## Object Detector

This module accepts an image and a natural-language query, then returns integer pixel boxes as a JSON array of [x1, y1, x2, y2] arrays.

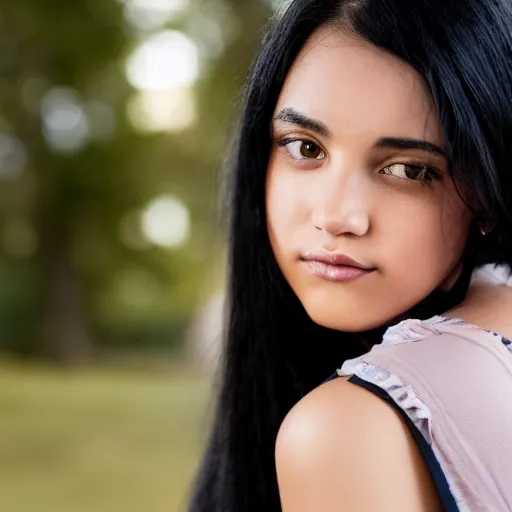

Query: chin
[[306, 308, 383, 333]]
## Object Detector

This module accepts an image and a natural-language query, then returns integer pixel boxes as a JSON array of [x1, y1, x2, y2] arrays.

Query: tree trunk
[[39, 228, 91, 364]]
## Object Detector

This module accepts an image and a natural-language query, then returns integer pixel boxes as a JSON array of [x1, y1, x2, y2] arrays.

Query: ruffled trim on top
[[336, 345, 473, 510], [380, 315, 485, 345], [337, 359, 433, 443], [338, 307, 512, 442], [381, 317, 444, 346]]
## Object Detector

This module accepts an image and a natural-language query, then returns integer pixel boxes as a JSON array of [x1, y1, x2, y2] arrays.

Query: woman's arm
[[275, 377, 444, 512]]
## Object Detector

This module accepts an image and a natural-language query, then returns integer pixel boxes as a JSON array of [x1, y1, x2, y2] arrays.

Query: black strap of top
[[347, 374, 459, 512]]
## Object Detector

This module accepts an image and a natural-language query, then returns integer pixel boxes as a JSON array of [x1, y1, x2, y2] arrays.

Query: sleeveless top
[[331, 264, 512, 512]]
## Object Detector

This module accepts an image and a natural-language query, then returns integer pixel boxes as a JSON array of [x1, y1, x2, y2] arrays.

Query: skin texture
[[266, 26, 481, 511], [276, 376, 444, 512], [266, 27, 474, 333], [445, 282, 512, 340]]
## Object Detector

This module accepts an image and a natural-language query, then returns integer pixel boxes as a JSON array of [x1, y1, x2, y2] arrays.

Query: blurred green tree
[[0, 0, 272, 362]]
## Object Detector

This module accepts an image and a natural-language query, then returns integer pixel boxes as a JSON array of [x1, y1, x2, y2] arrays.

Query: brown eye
[[300, 141, 323, 159], [284, 140, 326, 160], [404, 166, 425, 180], [380, 163, 438, 183]]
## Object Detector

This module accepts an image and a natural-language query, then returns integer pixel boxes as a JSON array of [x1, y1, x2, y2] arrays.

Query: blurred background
[[0, 0, 279, 510]]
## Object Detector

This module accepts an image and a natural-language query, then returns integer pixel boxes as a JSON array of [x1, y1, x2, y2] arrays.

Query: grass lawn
[[0, 361, 212, 512]]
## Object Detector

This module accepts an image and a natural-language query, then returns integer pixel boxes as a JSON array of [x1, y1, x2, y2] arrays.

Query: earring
[[478, 222, 492, 236]]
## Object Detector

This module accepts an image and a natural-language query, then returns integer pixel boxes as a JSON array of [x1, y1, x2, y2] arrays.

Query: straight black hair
[[189, 1, 512, 511]]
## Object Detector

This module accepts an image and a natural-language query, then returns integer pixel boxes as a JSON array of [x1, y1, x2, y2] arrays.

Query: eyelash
[[277, 137, 441, 184]]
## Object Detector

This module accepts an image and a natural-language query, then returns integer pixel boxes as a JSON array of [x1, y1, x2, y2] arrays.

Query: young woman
[[189, 0, 512, 510]]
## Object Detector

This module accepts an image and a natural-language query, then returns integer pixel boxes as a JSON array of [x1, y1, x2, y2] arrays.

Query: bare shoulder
[[275, 376, 443, 512]]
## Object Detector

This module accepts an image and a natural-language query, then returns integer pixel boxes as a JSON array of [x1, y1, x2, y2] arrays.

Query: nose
[[311, 170, 371, 237]]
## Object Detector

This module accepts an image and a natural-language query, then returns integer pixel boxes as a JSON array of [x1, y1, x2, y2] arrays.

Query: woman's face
[[266, 26, 474, 332]]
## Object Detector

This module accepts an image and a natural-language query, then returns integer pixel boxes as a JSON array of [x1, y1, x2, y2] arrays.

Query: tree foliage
[[0, 0, 272, 362]]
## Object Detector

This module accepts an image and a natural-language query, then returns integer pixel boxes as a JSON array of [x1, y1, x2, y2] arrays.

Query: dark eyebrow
[[273, 108, 331, 137], [273, 109, 446, 158], [375, 137, 447, 158]]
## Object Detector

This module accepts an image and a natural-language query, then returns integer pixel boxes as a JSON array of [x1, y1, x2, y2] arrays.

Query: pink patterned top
[[336, 264, 512, 512]]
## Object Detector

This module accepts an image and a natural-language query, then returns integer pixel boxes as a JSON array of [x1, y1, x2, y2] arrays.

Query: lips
[[302, 250, 374, 270], [301, 250, 376, 282]]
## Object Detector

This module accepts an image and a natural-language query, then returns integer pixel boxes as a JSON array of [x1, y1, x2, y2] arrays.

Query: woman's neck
[[444, 280, 512, 338]]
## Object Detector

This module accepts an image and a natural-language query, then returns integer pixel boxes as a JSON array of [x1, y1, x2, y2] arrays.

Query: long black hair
[[188, 1, 512, 511]]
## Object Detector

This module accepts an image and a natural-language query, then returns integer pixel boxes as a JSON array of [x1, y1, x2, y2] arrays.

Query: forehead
[[276, 26, 442, 144]]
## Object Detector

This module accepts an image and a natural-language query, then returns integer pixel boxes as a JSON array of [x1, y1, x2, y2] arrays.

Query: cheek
[[266, 163, 310, 255], [430, 193, 472, 256], [381, 188, 472, 280]]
